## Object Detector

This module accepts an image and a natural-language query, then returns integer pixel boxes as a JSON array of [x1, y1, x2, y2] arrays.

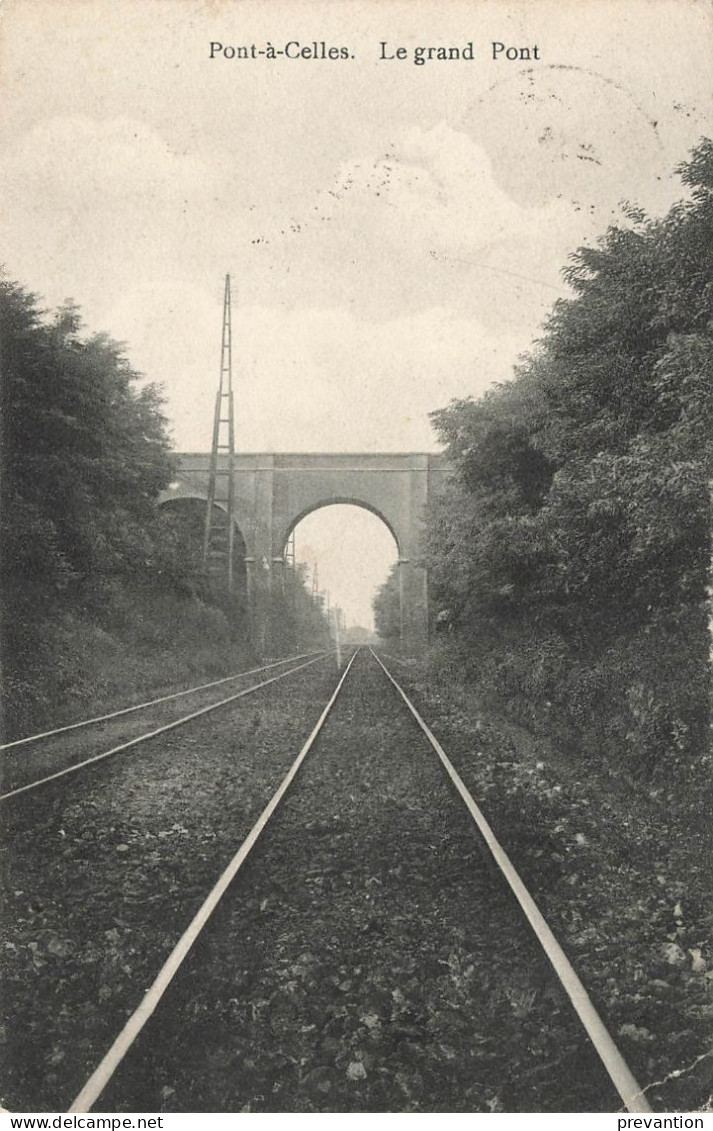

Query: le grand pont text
[[208, 40, 541, 64]]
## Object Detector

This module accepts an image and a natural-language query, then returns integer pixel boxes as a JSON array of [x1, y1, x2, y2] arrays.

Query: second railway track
[[0, 651, 330, 800], [2, 649, 651, 1113]]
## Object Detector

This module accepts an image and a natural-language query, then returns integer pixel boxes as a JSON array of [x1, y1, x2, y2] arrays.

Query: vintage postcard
[[1, 0, 711, 1119]]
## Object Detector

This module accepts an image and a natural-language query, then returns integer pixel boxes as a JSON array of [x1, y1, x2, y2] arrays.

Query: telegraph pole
[[285, 530, 295, 568]]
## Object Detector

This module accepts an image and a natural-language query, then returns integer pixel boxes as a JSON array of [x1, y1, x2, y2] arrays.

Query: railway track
[[0, 651, 330, 800], [1, 648, 652, 1113]]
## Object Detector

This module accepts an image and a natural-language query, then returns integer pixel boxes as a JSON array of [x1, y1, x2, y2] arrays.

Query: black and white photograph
[[0, 0, 711, 1117]]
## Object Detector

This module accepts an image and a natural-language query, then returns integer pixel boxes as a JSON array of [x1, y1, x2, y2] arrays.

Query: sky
[[1, 0, 711, 627]]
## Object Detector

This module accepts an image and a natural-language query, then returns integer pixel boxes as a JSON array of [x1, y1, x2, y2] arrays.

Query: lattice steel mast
[[284, 530, 295, 568], [203, 274, 236, 593]]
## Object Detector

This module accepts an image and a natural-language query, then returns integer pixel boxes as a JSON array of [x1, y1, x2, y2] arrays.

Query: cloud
[[227, 121, 575, 334], [3, 115, 221, 207], [0, 115, 233, 324], [102, 290, 527, 453], [457, 65, 703, 217]]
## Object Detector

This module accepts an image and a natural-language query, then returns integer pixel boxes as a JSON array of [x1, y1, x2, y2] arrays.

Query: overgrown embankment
[[373, 145, 713, 1110], [2, 581, 257, 740], [0, 280, 259, 739], [417, 141, 712, 794]]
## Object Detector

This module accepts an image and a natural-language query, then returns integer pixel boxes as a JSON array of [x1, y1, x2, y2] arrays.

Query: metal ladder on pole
[[284, 530, 295, 569], [203, 274, 236, 594]]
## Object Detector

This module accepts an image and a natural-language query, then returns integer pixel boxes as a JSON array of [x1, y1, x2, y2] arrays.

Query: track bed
[[0, 658, 341, 1110], [94, 651, 619, 1112]]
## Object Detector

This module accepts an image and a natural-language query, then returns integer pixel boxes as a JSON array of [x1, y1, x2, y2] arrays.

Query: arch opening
[[279, 496, 401, 560], [157, 496, 248, 600], [283, 502, 399, 639]]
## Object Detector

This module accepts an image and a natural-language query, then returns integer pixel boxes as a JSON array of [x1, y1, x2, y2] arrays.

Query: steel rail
[[370, 648, 652, 1115], [69, 649, 359, 1113], [0, 653, 331, 804], [0, 651, 327, 753]]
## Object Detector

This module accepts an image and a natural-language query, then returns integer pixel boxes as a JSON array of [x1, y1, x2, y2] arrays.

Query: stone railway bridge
[[159, 452, 450, 652]]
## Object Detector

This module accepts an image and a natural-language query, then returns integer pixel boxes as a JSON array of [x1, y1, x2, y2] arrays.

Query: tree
[[425, 139, 713, 778], [1, 281, 177, 611], [0, 279, 192, 733], [373, 564, 401, 646]]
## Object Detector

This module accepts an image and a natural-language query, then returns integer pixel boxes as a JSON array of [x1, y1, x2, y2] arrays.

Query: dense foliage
[[0, 282, 186, 731], [1, 284, 177, 603], [0, 282, 329, 735], [373, 563, 401, 646], [256, 561, 334, 655], [424, 141, 712, 785]]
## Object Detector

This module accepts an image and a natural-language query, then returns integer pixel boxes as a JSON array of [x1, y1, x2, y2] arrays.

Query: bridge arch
[[167, 452, 450, 652], [157, 485, 252, 544], [156, 491, 249, 599], [277, 497, 401, 560]]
